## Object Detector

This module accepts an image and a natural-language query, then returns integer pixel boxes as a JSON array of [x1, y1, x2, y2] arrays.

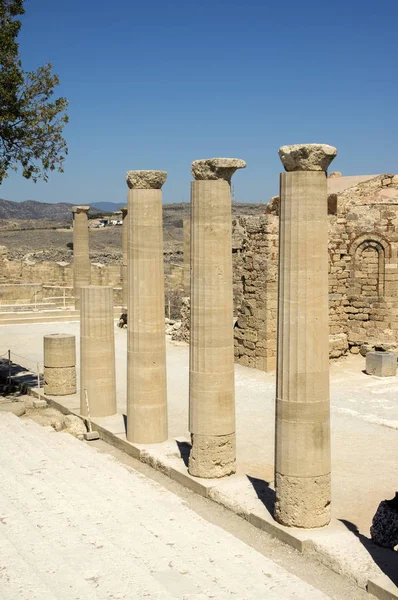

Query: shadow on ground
[[176, 440, 191, 468], [247, 475, 275, 515], [0, 359, 41, 390], [340, 519, 398, 587]]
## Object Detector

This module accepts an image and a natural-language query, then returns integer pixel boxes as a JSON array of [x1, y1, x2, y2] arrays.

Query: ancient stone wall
[[0, 250, 123, 308], [233, 174, 398, 370], [232, 215, 278, 370]]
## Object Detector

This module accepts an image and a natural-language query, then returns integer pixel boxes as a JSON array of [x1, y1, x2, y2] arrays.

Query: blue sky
[[1, 0, 397, 205]]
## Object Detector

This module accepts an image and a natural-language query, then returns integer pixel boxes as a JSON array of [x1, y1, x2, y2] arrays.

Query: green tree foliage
[[0, 0, 68, 183]]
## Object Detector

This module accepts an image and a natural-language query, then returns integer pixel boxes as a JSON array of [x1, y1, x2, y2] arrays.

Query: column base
[[44, 366, 76, 396], [274, 473, 331, 528], [188, 433, 236, 479]]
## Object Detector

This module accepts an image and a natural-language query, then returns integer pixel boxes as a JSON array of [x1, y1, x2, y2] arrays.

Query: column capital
[[72, 205, 90, 214], [191, 158, 246, 182], [278, 144, 337, 172], [126, 170, 167, 189], [120, 206, 128, 217]]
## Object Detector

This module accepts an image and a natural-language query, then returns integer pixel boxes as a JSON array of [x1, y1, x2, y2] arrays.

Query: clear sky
[[1, 0, 397, 205]]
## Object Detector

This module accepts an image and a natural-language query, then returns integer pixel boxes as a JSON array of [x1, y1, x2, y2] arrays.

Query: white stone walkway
[[0, 413, 331, 600]]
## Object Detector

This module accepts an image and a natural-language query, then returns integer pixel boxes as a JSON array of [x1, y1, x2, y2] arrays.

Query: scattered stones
[[63, 414, 87, 440], [171, 297, 190, 343], [25, 407, 65, 431]]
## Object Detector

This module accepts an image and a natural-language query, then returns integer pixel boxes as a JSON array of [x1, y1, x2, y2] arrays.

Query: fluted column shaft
[[121, 206, 128, 309], [188, 158, 245, 478], [275, 143, 337, 528], [80, 285, 116, 417], [126, 171, 168, 443], [72, 206, 91, 305], [183, 217, 190, 295]]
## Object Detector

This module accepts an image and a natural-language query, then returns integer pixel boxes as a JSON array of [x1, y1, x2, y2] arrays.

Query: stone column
[[183, 217, 190, 295], [274, 143, 337, 528], [189, 158, 246, 478], [126, 171, 168, 443], [80, 285, 117, 417], [72, 205, 91, 306], [43, 334, 76, 395], [121, 206, 128, 310]]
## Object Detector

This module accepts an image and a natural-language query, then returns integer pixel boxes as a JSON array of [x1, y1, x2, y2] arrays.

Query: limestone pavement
[[0, 411, 333, 600]]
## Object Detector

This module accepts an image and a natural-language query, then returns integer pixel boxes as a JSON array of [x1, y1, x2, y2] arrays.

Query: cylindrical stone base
[[80, 285, 117, 417], [188, 178, 236, 478], [274, 473, 331, 528], [43, 333, 76, 396], [44, 366, 76, 396], [188, 433, 235, 479]]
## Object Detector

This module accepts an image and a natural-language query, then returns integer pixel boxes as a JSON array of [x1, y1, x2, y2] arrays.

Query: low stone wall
[[0, 252, 121, 288]]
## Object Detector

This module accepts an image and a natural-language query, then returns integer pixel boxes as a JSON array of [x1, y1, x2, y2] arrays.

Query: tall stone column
[[189, 158, 246, 478], [274, 143, 337, 528], [72, 205, 91, 306], [183, 217, 190, 295], [80, 285, 117, 417], [126, 171, 168, 443], [120, 206, 128, 310]]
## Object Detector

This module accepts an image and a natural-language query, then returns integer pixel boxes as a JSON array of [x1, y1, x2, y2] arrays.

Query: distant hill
[[91, 202, 124, 213], [0, 199, 102, 220], [0, 198, 266, 222]]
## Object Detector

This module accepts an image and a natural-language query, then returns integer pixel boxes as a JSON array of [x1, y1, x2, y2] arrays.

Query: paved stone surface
[[1, 322, 397, 533], [0, 412, 332, 599]]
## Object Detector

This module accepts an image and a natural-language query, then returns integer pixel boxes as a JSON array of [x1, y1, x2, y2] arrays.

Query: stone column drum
[[183, 216, 191, 295], [121, 206, 128, 310], [43, 334, 76, 395], [189, 158, 246, 478], [80, 285, 117, 417], [126, 171, 168, 443], [72, 205, 91, 305], [275, 143, 337, 528]]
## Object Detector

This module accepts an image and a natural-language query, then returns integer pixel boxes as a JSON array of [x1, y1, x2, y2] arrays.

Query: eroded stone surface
[[191, 158, 246, 182], [126, 170, 167, 189], [63, 414, 87, 440], [274, 473, 331, 528], [44, 366, 76, 396], [188, 433, 236, 478], [278, 144, 337, 172]]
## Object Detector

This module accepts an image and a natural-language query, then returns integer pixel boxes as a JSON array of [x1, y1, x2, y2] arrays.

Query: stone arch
[[349, 233, 391, 298]]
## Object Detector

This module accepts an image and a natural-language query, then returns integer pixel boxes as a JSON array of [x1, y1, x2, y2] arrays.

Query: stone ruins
[[1, 146, 398, 534], [232, 172, 398, 371]]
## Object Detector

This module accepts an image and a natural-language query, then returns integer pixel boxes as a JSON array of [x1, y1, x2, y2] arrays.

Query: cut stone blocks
[[366, 351, 397, 377]]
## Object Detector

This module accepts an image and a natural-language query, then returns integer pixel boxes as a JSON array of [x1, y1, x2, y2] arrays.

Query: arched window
[[349, 234, 391, 298]]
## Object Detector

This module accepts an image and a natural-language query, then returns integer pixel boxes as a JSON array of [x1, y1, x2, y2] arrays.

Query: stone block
[[84, 431, 100, 441], [366, 352, 397, 377], [33, 399, 47, 409]]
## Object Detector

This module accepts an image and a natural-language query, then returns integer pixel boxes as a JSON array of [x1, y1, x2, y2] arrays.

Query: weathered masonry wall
[[233, 174, 398, 370], [0, 251, 123, 307]]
